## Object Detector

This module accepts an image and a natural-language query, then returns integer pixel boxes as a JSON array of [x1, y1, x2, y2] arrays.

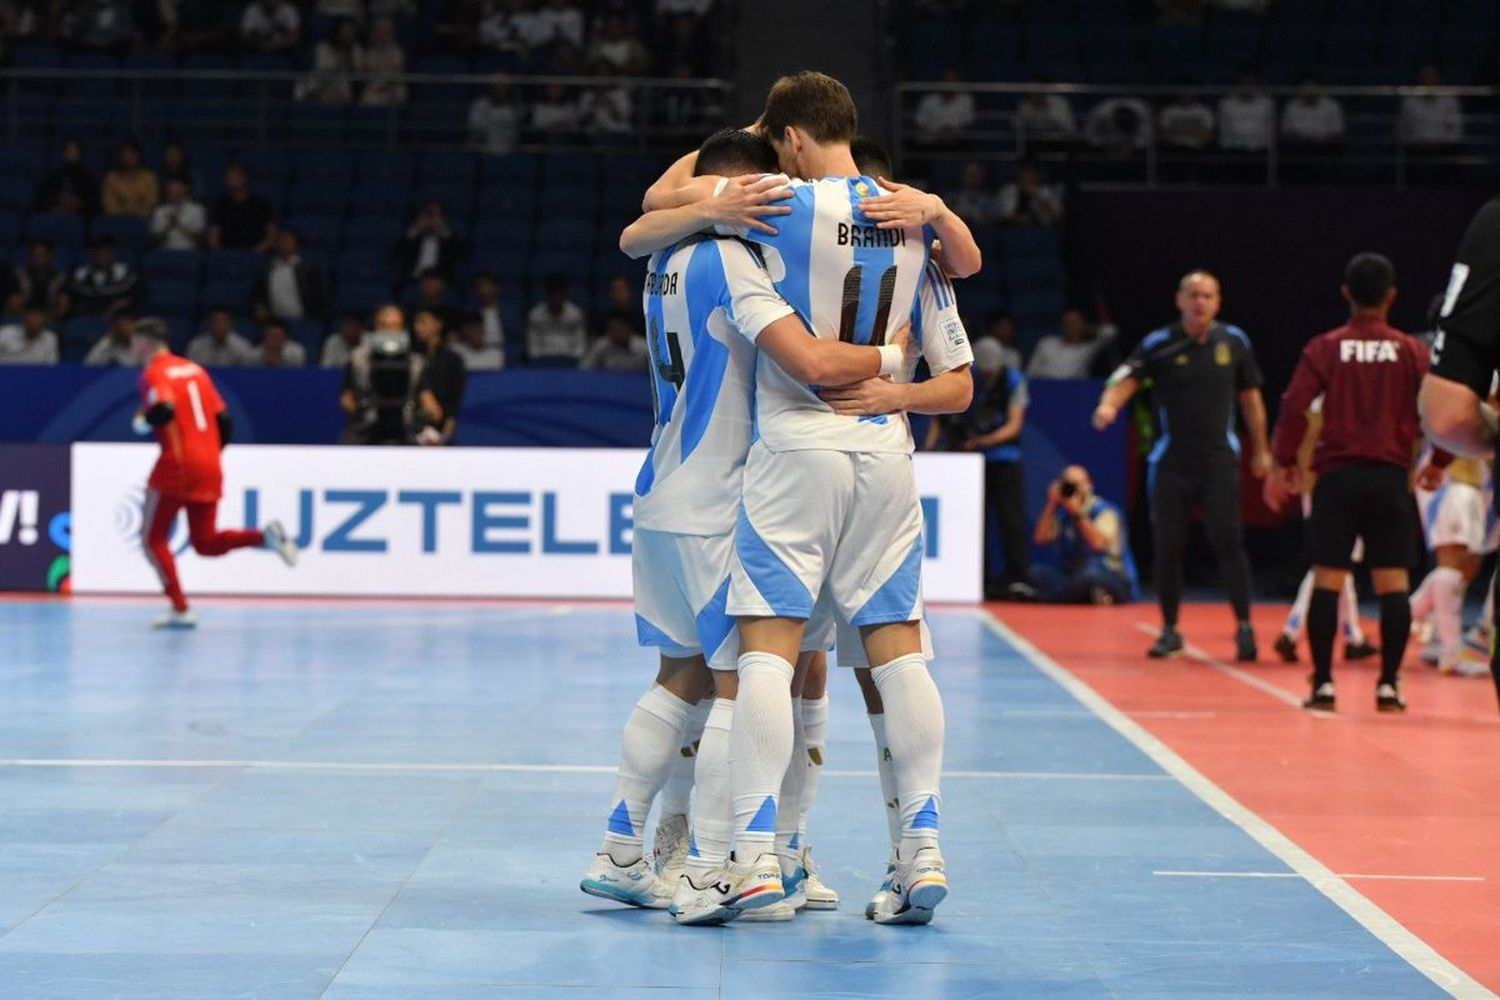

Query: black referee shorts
[[1308, 463, 1418, 570]]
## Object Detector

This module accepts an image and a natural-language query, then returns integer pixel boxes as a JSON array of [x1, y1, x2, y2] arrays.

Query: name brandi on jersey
[[1338, 340, 1401, 363], [838, 223, 907, 248]]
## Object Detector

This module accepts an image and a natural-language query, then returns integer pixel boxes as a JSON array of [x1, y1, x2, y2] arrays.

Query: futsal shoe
[[779, 858, 808, 911], [1234, 623, 1258, 662], [670, 854, 784, 926], [263, 519, 299, 567], [800, 845, 839, 910], [1274, 632, 1299, 664], [1375, 682, 1407, 712], [871, 846, 948, 925], [865, 850, 898, 920], [652, 813, 689, 887], [580, 853, 672, 909], [1147, 628, 1184, 659], [1344, 640, 1378, 661], [739, 899, 797, 922], [1302, 681, 1336, 712], [1463, 623, 1493, 655], [151, 609, 198, 629]]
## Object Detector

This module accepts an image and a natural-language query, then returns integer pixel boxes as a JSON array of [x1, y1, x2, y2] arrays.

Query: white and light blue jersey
[[733, 174, 935, 454], [907, 259, 973, 380], [633, 235, 793, 536]]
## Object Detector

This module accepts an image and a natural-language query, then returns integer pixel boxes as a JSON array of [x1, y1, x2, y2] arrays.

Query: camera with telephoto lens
[[1059, 480, 1078, 499]]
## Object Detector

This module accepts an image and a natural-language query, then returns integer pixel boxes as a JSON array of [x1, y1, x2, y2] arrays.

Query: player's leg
[[1469, 569, 1497, 655], [183, 500, 265, 556], [1277, 569, 1315, 662], [1340, 547, 1376, 658], [1303, 471, 1360, 709], [1199, 466, 1256, 660], [1426, 545, 1474, 673], [1350, 466, 1416, 709], [1148, 464, 1190, 655], [656, 676, 713, 881], [141, 490, 193, 626], [795, 651, 833, 908], [1370, 565, 1413, 708], [672, 667, 740, 923]]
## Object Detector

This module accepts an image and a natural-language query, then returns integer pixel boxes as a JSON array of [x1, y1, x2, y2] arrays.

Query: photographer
[[1032, 465, 1138, 605], [339, 304, 426, 445]]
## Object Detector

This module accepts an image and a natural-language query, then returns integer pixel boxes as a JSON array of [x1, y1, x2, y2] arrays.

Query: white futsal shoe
[[865, 849, 898, 919], [670, 853, 784, 926], [151, 609, 197, 629], [739, 899, 797, 922], [652, 813, 690, 887], [263, 519, 298, 567], [871, 846, 948, 926], [579, 853, 672, 909], [800, 844, 838, 910]]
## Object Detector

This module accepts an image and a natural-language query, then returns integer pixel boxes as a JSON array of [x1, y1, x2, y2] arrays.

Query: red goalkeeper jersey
[[139, 352, 227, 502]]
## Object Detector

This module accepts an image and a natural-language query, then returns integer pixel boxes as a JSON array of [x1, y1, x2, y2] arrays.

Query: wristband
[[878, 343, 905, 378]]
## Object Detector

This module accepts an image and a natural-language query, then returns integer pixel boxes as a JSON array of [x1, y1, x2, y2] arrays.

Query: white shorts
[[728, 443, 925, 629], [632, 528, 737, 670], [1418, 481, 1493, 554], [805, 588, 936, 668]]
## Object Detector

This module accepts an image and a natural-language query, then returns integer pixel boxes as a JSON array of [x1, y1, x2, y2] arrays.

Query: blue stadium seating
[[90, 215, 150, 261], [25, 215, 85, 256], [142, 250, 203, 283], [144, 278, 198, 319]]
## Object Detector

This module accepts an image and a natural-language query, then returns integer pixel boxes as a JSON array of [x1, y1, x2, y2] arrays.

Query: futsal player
[[1410, 448, 1493, 677], [1265, 253, 1427, 712], [1094, 272, 1271, 662], [132, 317, 297, 627]]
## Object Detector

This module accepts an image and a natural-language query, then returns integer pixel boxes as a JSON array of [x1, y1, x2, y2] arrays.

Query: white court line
[[983, 610, 1495, 1000], [1130, 621, 1312, 712], [1155, 870, 1486, 883]]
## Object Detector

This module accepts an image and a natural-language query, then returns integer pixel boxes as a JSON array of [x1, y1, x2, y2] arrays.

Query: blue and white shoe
[[263, 519, 298, 567], [670, 854, 784, 926], [580, 853, 672, 909], [871, 846, 948, 926], [652, 813, 690, 888], [800, 845, 838, 910], [865, 850, 897, 920], [151, 609, 198, 629]]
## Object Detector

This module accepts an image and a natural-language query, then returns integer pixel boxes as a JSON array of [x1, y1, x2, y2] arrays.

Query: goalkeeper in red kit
[[131, 317, 298, 628]]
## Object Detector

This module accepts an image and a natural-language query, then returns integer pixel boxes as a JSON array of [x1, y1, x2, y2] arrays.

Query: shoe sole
[[579, 880, 668, 910], [1147, 649, 1184, 659], [1376, 702, 1407, 713], [873, 877, 947, 925], [739, 903, 796, 922], [802, 897, 839, 910], [673, 903, 738, 926], [1303, 701, 1335, 712], [732, 879, 785, 912]]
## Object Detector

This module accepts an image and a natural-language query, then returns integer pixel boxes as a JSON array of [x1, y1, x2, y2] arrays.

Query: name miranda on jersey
[[644, 271, 679, 296], [838, 223, 906, 248]]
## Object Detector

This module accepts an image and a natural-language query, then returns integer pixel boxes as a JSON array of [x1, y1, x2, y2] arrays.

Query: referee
[[1421, 196, 1500, 709], [1093, 271, 1271, 661], [1266, 253, 1427, 712]]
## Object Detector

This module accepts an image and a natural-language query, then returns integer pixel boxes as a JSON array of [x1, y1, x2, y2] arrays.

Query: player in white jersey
[[1410, 446, 1496, 676], [583, 129, 917, 920]]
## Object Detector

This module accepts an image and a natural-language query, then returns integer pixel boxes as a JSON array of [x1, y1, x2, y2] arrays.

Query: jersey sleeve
[[1008, 369, 1030, 410], [717, 238, 794, 343], [1272, 341, 1326, 467], [200, 371, 226, 415], [1116, 332, 1163, 384], [1431, 197, 1500, 397], [140, 365, 174, 407], [914, 260, 973, 376]]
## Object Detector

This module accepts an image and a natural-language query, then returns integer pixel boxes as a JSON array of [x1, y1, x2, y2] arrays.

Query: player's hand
[[1415, 462, 1445, 491], [1249, 449, 1273, 480], [862, 178, 943, 230], [819, 377, 906, 416], [1046, 480, 1063, 506], [708, 174, 791, 235], [1091, 403, 1118, 430], [1262, 466, 1298, 512]]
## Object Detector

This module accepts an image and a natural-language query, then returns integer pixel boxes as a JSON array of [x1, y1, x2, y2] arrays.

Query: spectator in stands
[[581, 81, 633, 135], [945, 161, 1000, 226], [9, 241, 68, 318], [83, 312, 139, 366], [1085, 97, 1152, 154], [317, 0, 365, 21], [432, 0, 483, 53], [240, 0, 300, 53], [453, 313, 505, 370], [150, 178, 208, 250], [1217, 69, 1274, 152], [1032, 464, 1137, 605], [68, 237, 139, 317], [32, 138, 100, 218], [370, 0, 417, 17], [254, 227, 329, 324], [254, 320, 307, 367], [533, 0, 584, 49], [360, 16, 408, 105], [102, 139, 160, 217], [914, 67, 976, 146], [656, 11, 708, 76], [1400, 63, 1463, 149], [209, 164, 276, 252], [413, 307, 467, 445], [599, 273, 643, 335], [188, 306, 258, 367], [1027, 308, 1109, 380], [476, 0, 528, 55], [471, 271, 506, 348], [60, 0, 135, 52], [404, 268, 459, 316], [0, 2, 41, 58], [1017, 83, 1077, 150], [1280, 76, 1345, 148], [527, 273, 587, 364], [0, 306, 59, 365], [398, 202, 463, 282], [580, 312, 648, 371], [468, 75, 522, 154], [998, 158, 1063, 228], [162, 0, 236, 52], [980, 312, 1024, 372], [321, 310, 367, 367], [661, 60, 709, 135], [587, 10, 650, 74], [656, 0, 713, 14], [157, 140, 195, 190], [531, 81, 582, 139], [1157, 93, 1216, 151], [301, 18, 363, 105], [1155, 0, 1204, 24]]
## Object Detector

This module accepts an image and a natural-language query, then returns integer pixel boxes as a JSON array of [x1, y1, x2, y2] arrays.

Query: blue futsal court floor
[[0, 599, 1472, 998]]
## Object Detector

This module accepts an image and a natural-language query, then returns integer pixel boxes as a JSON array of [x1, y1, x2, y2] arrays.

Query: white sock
[[600, 684, 695, 863], [1340, 575, 1366, 645], [729, 651, 795, 861], [1284, 570, 1314, 639], [774, 697, 807, 874], [798, 694, 829, 841], [1411, 570, 1437, 622], [870, 653, 945, 859], [659, 698, 710, 819], [1432, 566, 1466, 665], [867, 712, 900, 851], [686, 698, 734, 877]]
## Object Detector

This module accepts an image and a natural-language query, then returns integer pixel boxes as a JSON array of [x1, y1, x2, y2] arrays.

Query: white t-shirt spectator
[[150, 199, 208, 250], [581, 87, 633, 134], [526, 301, 587, 361], [1084, 97, 1153, 150], [532, 93, 581, 132], [83, 334, 139, 366], [1281, 96, 1345, 144], [1017, 93, 1077, 141], [255, 339, 307, 367], [1026, 335, 1098, 380], [914, 90, 976, 140], [188, 331, 259, 367], [657, 0, 713, 14], [580, 334, 649, 372], [1400, 93, 1463, 146], [453, 341, 505, 370], [321, 334, 365, 368], [1217, 92, 1274, 151], [1158, 99, 1215, 150], [241, 1, 300, 45], [0, 323, 58, 364], [532, 2, 584, 49]]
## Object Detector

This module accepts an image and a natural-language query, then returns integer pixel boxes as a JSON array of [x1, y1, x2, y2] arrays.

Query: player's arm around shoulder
[[619, 175, 793, 259]]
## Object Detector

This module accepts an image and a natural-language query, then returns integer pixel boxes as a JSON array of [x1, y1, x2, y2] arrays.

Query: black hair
[[135, 317, 170, 342], [1344, 252, 1396, 308], [694, 128, 778, 177], [850, 135, 893, 179]]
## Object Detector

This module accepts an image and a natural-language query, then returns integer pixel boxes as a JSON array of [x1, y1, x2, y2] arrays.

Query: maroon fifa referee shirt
[[1272, 314, 1429, 474]]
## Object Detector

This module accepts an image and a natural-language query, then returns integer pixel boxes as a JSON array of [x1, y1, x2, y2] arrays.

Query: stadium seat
[[343, 215, 405, 250], [336, 249, 392, 286], [286, 318, 325, 357], [181, 53, 237, 100], [420, 152, 478, 184], [1147, 24, 1203, 84], [356, 152, 416, 185], [416, 181, 475, 218], [11, 42, 61, 94], [907, 17, 963, 79], [294, 150, 356, 186], [349, 179, 412, 216], [534, 218, 596, 253], [200, 278, 255, 314], [480, 154, 539, 187], [25, 215, 85, 256], [62, 52, 119, 99], [142, 250, 204, 283], [0, 145, 45, 178], [285, 215, 343, 254], [536, 154, 598, 186], [206, 249, 264, 282], [0, 211, 20, 249], [539, 183, 599, 216], [0, 176, 30, 213], [144, 278, 198, 318], [286, 180, 351, 217], [335, 280, 391, 316], [965, 19, 1024, 82], [61, 314, 108, 356], [122, 50, 177, 98], [90, 215, 151, 261]]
